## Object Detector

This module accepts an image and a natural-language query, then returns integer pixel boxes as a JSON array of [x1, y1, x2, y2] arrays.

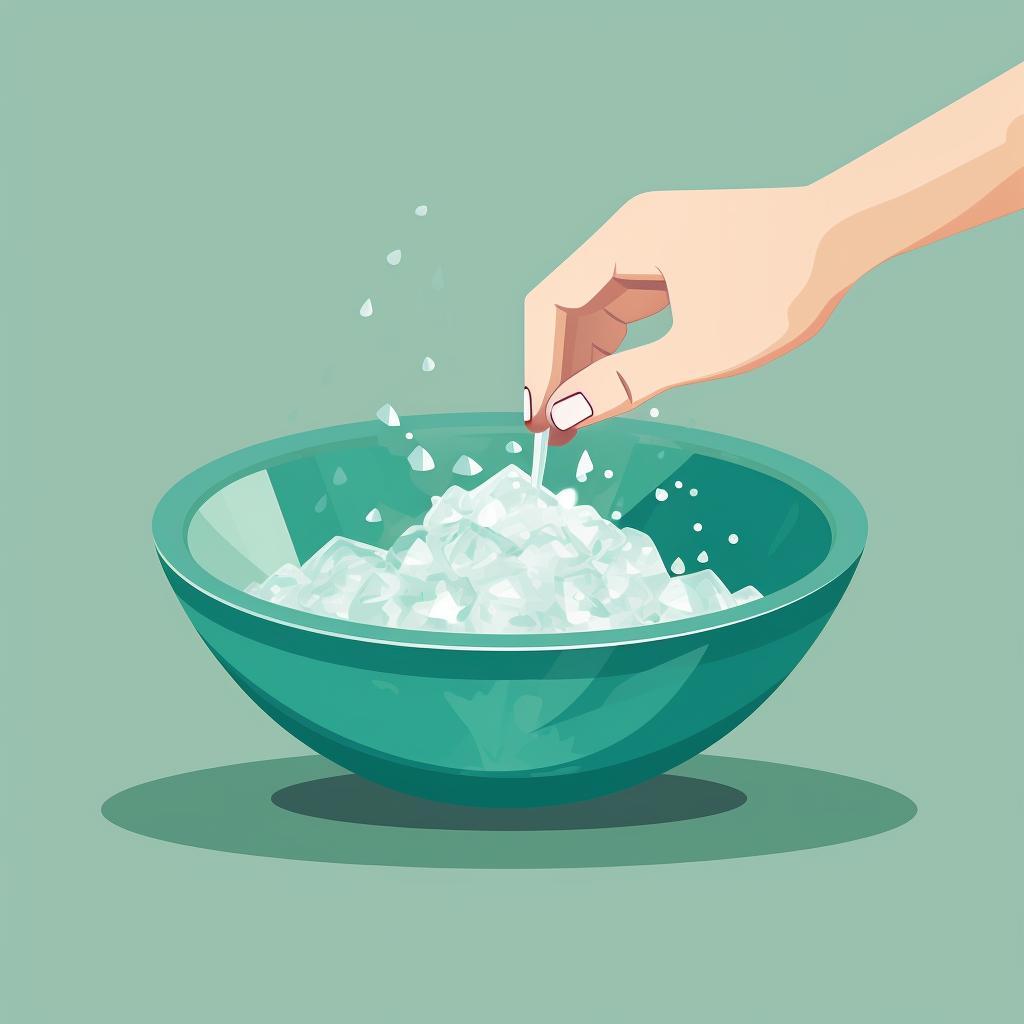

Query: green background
[[4, 1, 1021, 1020]]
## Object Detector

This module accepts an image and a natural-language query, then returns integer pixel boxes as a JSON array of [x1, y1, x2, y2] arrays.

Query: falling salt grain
[[506, 441, 523, 454], [359, 298, 373, 318], [603, 469, 614, 479], [655, 488, 668, 502], [576, 450, 594, 483], [408, 445, 435, 472], [376, 403, 400, 427], [697, 550, 709, 564], [314, 495, 328, 514], [674, 481, 683, 489], [386, 249, 402, 266], [453, 455, 483, 477], [611, 510, 622, 520], [689, 488, 699, 497], [405, 431, 414, 440], [671, 557, 685, 574], [555, 488, 577, 508], [650, 408, 660, 418], [422, 356, 435, 372], [414, 205, 428, 217], [728, 533, 739, 544], [332, 467, 347, 486], [365, 507, 382, 523], [693, 523, 703, 532]]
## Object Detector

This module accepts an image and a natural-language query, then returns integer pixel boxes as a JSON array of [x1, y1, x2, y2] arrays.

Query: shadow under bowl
[[153, 413, 866, 806]]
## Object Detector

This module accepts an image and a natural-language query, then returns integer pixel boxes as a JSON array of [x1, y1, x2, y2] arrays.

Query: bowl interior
[[168, 414, 852, 645]]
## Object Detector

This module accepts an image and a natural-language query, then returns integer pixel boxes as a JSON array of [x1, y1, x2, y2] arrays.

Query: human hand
[[523, 185, 847, 443]]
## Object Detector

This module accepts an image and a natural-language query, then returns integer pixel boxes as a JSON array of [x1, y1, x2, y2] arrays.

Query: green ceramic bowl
[[153, 413, 866, 806]]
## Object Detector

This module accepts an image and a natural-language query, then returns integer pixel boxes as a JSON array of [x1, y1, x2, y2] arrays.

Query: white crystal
[[693, 522, 703, 532], [376, 403, 400, 427], [453, 455, 483, 477], [729, 533, 739, 544], [314, 495, 327, 513], [556, 488, 577, 509], [422, 356, 435, 371], [611, 510, 622, 520], [603, 469, 614, 479], [576, 450, 594, 483], [671, 557, 685, 574], [650, 407, 660, 418], [674, 481, 683, 489], [365, 507, 382, 523], [386, 249, 402, 266], [732, 585, 762, 606], [655, 488, 668, 502], [408, 446, 435, 472], [690, 488, 698, 497], [506, 441, 523, 454], [414, 204, 428, 216], [660, 570, 733, 617], [697, 550, 709, 564], [332, 467, 347, 486], [359, 298, 373, 318]]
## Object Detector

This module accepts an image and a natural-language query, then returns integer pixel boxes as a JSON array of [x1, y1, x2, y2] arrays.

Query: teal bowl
[[153, 413, 866, 807]]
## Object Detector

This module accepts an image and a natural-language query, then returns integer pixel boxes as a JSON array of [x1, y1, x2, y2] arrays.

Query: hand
[[523, 185, 846, 444], [523, 63, 1024, 444]]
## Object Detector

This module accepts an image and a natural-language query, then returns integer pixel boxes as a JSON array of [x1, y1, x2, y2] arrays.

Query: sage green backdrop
[[4, 1, 1021, 1020]]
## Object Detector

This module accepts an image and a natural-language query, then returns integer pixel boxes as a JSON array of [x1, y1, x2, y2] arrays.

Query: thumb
[[546, 335, 676, 431]]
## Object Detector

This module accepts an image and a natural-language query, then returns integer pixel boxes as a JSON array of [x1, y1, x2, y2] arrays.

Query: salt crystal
[[414, 204, 428, 216], [728, 533, 739, 544], [674, 481, 683, 489], [332, 467, 347, 486], [556, 488, 577, 508], [386, 249, 402, 266], [611, 511, 622, 520], [453, 455, 483, 477], [359, 299, 373, 318], [603, 469, 614, 479], [365, 507, 382, 523], [314, 495, 327, 514], [422, 356, 435, 372], [671, 557, 685, 574], [689, 488, 698, 497], [732, 585, 763, 606], [655, 488, 668, 502], [693, 523, 703, 532], [405, 432, 414, 440], [650, 408, 660, 418], [408, 446, 435, 472], [575, 450, 594, 483], [506, 441, 523, 454], [376, 403, 400, 427], [697, 550, 709, 564]]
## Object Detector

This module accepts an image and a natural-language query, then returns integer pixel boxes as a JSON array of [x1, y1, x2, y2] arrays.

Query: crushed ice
[[248, 465, 761, 633]]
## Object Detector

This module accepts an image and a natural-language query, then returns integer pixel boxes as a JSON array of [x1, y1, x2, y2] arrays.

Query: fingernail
[[523, 387, 532, 422], [550, 392, 594, 431]]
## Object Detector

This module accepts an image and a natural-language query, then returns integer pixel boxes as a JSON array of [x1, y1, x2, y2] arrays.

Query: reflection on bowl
[[153, 414, 866, 806]]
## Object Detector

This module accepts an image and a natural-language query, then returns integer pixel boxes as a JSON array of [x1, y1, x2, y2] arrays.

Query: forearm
[[811, 62, 1024, 282]]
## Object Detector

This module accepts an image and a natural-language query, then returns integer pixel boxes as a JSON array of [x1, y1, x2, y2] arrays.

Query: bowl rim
[[153, 413, 867, 652]]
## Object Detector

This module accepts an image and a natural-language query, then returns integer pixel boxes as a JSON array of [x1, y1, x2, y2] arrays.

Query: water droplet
[[386, 249, 402, 266], [359, 298, 373, 318]]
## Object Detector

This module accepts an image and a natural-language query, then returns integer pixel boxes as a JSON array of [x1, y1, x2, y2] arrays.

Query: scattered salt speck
[[689, 488, 698, 497], [603, 469, 614, 479], [453, 455, 483, 477], [365, 507, 382, 523], [506, 441, 523, 454], [422, 356, 435, 372], [697, 550, 709, 564], [314, 495, 328, 514], [376, 403, 400, 427], [693, 523, 703, 532], [332, 467, 347, 486], [671, 557, 685, 574], [359, 298, 373, 318], [408, 445, 435, 472], [611, 510, 622, 520], [576, 450, 594, 483], [728, 533, 739, 544], [386, 249, 402, 266], [674, 481, 683, 489], [655, 488, 668, 502], [650, 408, 660, 418], [555, 488, 577, 508], [405, 431, 414, 440], [656, 451, 666, 460], [414, 205, 428, 217]]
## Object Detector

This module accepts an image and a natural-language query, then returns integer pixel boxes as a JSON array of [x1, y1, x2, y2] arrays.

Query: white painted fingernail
[[550, 392, 594, 431], [523, 387, 532, 422]]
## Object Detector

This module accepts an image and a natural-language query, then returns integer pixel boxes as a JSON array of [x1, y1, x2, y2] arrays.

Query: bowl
[[153, 413, 866, 806]]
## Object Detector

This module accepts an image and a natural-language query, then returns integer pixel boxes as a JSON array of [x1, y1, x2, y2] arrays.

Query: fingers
[[546, 334, 677, 432]]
